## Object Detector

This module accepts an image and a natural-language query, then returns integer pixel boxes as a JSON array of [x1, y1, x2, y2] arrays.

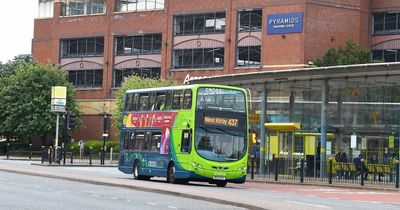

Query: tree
[[113, 76, 177, 132], [312, 40, 371, 67], [0, 63, 79, 145], [0, 55, 35, 78]]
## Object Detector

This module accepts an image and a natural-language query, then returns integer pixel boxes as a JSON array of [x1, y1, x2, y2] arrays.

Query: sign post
[[51, 86, 67, 162]]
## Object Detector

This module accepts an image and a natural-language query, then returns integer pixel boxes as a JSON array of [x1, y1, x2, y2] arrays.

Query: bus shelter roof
[[265, 123, 301, 131]]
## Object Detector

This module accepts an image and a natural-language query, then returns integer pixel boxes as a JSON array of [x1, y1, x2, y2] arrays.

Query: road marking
[[91, 194, 100, 197], [110, 197, 118, 200], [167, 206, 178, 209], [286, 201, 331, 209], [146, 203, 157, 206]]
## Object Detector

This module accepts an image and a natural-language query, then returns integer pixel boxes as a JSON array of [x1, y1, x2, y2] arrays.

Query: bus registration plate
[[213, 176, 226, 180]]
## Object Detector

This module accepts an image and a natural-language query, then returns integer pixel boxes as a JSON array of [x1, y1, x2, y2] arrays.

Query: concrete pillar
[[259, 83, 267, 174], [320, 80, 328, 178]]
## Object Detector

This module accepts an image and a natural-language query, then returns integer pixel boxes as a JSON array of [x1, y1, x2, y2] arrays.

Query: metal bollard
[[41, 146, 45, 164], [110, 148, 113, 161], [70, 147, 74, 164], [395, 160, 399, 189], [89, 147, 92, 165], [29, 144, 32, 160], [63, 145, 66, 165], [329, 158, 333, 184], [300, 157, 304, 183], [274, 155, 278, 181], [48, 146, 53, 164], [6, 143, 10, 160], [100, 147, 104, 165], [251, 155, 254, 180], [360, 159, 364, 186]]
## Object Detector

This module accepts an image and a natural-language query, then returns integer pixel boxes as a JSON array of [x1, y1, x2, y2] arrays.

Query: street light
[[102, 113, 109, 165]]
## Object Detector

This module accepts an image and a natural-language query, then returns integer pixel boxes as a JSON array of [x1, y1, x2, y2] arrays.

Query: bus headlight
[[192, 162, 203, 168], [238, 166, 247, 171]]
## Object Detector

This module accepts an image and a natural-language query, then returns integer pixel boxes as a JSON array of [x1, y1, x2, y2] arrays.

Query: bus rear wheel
[[216, 181, 227, 187], [167, 163, 176, 184]]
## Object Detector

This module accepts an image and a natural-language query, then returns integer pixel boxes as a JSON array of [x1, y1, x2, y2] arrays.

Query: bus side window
[[181, 129, 192, 153], [183, 89, 192, 109], [124, 131, 130, 150], [125, 93, 133, 111], [132, 93, 139, 111], [139, 93, 149, 111], [129, 132, 135, 151], [149, 92, 156, 111], [151, 131, 161, 151], [165, 91, 172, 110], [173, 90, 183, 110], [155, 91, 166, 111], [134, 131, 145, 151], [144, 131, 151, 151]]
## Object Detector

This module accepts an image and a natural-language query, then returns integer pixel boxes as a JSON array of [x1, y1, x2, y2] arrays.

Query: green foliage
[[113, 76, 178, 132], [313, 40, 371, 67], [0, 61, 80, 142], [67, 140, 120, 156], [0, 55, 35, 78]]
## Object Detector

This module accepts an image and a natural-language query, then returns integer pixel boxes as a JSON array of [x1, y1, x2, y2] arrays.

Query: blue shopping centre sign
[[267, 12, 303, 35]]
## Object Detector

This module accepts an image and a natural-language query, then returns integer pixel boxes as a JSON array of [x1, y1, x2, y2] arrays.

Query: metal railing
[[248, 156, 400, 188]]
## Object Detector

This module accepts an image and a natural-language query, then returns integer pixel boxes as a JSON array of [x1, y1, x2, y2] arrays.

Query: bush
[[66, 140, 119, 156]]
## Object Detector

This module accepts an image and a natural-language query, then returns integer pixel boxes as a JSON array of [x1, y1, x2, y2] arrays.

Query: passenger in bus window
[[198, 136, 212, 150]]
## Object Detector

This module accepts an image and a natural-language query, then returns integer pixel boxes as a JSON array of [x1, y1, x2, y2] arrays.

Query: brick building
[[33, 0, 400, 141]]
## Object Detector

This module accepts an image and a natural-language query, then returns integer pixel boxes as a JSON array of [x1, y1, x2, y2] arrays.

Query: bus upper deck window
[[183, 89, 192, 109], [173, 90, 183, 110], [139, 93, 149, 111]]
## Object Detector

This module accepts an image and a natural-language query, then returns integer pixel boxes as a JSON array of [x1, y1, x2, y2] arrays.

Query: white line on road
[[286, 201, 332, 209], [167, 206, 178, 209], [146, 203, 157, 206]]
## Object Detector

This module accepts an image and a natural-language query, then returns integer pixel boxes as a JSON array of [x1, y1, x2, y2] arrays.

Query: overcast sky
[[0, 1, 37, 63]]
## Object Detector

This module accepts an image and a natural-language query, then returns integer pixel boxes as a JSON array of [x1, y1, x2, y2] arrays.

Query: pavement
[[1, 157, 400, 210]]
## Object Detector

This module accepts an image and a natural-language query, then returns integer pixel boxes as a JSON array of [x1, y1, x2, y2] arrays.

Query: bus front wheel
[[133, 161, 141, 180], [167, 163, 176, 184]]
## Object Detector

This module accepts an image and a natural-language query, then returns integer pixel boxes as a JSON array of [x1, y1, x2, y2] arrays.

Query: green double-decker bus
[[118, 84, 248, 187]]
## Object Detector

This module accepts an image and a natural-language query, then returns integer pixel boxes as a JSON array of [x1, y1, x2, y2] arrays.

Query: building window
[[115, 34, 162, 55], [68, 69, 103, 88], [237, 46, 261, 67], [173, 48, 224, 69], [373, 12, 400, 34], [238, 9, 262, 32], [38, 0, 54, 18], [61, 37, 104, 58], [62, 0, 106, 16], [371, 49, 400, 62], [174, 12, 226, 35], [115, 0, 164, 12], [113, 67, 161, 87]]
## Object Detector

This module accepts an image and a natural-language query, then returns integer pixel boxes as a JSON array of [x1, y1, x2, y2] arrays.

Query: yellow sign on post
[[51, 86, 67, 112], [51, 86, 67, 99]]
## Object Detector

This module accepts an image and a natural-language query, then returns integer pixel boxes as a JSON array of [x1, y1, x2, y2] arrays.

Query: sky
[[0, 1, 37, 64]]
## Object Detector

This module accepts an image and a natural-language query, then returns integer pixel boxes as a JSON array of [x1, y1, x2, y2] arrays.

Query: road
[[0, 171, 242, 210], [1, 160, 400, 210]]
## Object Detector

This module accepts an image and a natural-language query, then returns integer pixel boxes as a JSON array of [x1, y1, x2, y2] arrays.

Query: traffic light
[[65, 112, 76, 130], [69, 113, 76, 129]]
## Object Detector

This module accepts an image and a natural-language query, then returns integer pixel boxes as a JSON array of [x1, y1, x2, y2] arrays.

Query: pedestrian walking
[[78, 140, 85, 159]]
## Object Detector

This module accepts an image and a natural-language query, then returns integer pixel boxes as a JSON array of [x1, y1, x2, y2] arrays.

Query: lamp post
[[102, 114, 109, 165]]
